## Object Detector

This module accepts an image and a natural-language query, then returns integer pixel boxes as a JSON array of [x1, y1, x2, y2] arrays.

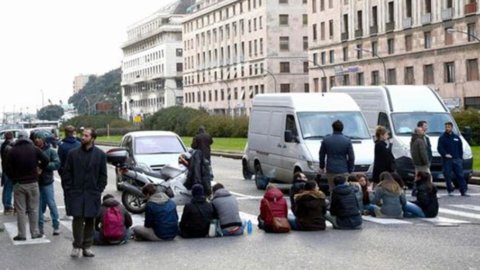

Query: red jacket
[[260, 187, 288, 227]]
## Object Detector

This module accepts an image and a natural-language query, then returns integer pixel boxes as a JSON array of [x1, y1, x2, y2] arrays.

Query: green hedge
[[61, 115, 135, 131], [453, 109, 480, 145]]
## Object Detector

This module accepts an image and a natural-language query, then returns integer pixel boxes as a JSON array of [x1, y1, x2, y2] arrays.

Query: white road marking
[[439, 208, 480, 220], [4, 222, 51, 245], [420, 216, 470, 225], [362, 216, 412, 225], [450, 204, 480, 212]]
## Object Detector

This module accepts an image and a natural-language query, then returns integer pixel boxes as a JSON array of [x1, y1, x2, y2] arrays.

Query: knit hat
[[192, 184, 204, 198]]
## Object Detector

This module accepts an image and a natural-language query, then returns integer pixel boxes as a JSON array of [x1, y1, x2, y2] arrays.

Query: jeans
[[72, 217, 95, 249], [221, 222, 245, 237], [287, 217, 299, 230], [2, 174, 14, 210], [38, 183, 60, 231], [403, 201, 425, 218], [94, 228, 130, 245], [443, 158, 467, 194], [14, 183, 40, 238]]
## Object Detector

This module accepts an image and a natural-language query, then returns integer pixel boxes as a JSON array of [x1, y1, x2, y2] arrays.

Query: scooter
[[106, 148, 192, 214]]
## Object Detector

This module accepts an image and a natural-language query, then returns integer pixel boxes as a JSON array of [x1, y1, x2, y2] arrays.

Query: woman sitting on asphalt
[[258, 184, 288, 233], [367, 172, 406, 218], [179, 184, 214, 238], [410, 171, 438, 218], [289, 180, 327, 231]]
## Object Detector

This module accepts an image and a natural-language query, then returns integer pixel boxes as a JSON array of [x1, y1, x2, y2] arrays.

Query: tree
[[37, 105, 64, 120]]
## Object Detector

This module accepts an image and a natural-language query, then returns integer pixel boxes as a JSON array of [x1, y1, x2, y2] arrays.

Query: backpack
[[101, 206, 125, 241]]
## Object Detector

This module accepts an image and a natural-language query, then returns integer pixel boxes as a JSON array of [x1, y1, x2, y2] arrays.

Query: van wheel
[[242, 160, 253, 180], [254, 164, 268, 190]]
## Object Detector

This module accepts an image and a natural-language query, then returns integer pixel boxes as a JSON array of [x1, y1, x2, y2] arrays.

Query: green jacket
[[38, 145, 60, 186]]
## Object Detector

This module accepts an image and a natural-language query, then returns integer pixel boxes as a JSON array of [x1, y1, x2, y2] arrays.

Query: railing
[[402, 17, 412, 29], [386, 22, 395, 32], [341, 32, 349, 41], [355, 29, 363, 38], [465, 2, 477, 15], [421, 13, 432, 25], [370, 25, 378, 35], [441, 8, 454, 21]]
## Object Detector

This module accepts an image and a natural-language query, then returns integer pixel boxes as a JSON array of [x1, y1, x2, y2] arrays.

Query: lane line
[[362, 216, 412, 225], [4, 222, 51, 245], [420, 216, 470, 225], [450, 204, 480, 212]]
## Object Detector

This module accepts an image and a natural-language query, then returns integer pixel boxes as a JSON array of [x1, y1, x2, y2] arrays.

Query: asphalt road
[[1, 146, 480, 270]]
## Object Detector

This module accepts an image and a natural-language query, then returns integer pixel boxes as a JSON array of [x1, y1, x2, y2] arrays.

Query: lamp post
[[303, 59, 327, 92], [354, 47, 387, 84], [262, 69, 277, 93], [218, 80, 232, 117], [447, 28, 480, 42]]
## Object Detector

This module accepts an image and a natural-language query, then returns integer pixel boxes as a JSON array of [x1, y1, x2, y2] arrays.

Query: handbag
[[272, 217, 291, 233]]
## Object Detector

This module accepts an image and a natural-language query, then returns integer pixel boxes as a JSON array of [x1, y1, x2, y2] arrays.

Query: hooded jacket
[[412, 180, 439, 218], [5, 139, 49, 184], [179, 196, 214, 238], [330, 184, 362, 229], [211, 188, 242, 229], [145, 192, 179, 240], [37, 137, 61, 186], [293, 190, 327, 231], [370, 180, 407, 218], [259, 187, 288, 231], [95, 197, 133, 233], [410, 133, 429, 167], [191, 127, 213, 160]]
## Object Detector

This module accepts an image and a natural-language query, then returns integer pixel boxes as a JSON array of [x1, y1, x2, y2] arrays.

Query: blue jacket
[[144, 193, 179, 240], [58, 136, 81, 169], [437, 132, 463, 160], [319, 132, 355, 174], [330, 184, 362, 229]]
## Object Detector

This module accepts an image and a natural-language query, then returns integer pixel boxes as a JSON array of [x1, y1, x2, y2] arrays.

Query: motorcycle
[[106, 148, 192, 214]]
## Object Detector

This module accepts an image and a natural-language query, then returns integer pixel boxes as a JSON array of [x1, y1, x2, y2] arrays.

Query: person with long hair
[[367, 172, 406, 218], [411, 172, 438, 218], [372, 126, 395, 185]]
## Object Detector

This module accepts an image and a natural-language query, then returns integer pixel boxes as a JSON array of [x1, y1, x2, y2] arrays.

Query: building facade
[[309, 0, 480, 109], [121, 0, 194, 120], [182, 0, 309, 116], [73, 74, 90, 93]]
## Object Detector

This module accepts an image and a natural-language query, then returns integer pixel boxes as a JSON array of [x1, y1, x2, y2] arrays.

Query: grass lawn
[[97, 135, 247, 153], [473, 146, 480, 171]]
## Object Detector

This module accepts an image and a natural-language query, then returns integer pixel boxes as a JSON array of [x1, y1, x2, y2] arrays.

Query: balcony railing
[[465, 2, 477, 15], [370, 25, 378, 35], [441, 8, 454, 20], [341, 32, 349, 41], [421, 13, 432, 25], [386, 22, 395, 32], [402, 17, 412, 29], [355, 29, 363, 38]]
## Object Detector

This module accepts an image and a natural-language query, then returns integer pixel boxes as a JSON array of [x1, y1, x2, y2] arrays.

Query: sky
[[0, 0, 175, 115]]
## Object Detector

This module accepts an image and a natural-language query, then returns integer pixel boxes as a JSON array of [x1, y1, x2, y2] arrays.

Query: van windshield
[[297, 112, 371, 140], [391, 112, 457, 136]]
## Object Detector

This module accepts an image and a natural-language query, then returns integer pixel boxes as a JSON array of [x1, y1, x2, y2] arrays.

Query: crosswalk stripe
[[3, 222, 51, 245], [362, 216, 412, 225], [420, 216, 470, 225], [439, 208, 480, 220], [450, 204, 480, 212]]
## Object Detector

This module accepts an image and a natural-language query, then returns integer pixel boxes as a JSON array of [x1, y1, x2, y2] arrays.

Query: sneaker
[[53, 229, 61, 236], [82, 249, 95, 257], [31, 234, 44, 239], [3, 208, 14, 216], [70, 248, 81, 258], [13, 236, 26, 241]]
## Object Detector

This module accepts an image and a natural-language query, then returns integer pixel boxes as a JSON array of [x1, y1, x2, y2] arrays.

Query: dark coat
[[1, 139, 13, 171], [437, 132, 463, 160], [57, 136, 81, 176], [5, 139, 49, 185], [63, 145, 107, 218], [185, 150, 211, 196], [413, 181, 438, 218], [410, 133, 429, 167], [95, 198, 133, 232], [289, 180, 306, 211], [191, 131, 213, 161], [144, 193, 179, 240], [293, 190, 327, 231], [38, 145, 61, 186], [319, 131, 355, 174], [179, 197, 214, 238], [330, 184, 362, 229], [372, 140, 395, 183]]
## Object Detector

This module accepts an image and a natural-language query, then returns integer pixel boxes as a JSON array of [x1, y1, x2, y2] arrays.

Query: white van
[[331, 85, 473, 184], [242, 93, 374, 188]]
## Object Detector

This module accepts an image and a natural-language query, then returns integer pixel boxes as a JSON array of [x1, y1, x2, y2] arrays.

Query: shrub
[[453, 109, 480, 145], [61, 115, 134, 131]]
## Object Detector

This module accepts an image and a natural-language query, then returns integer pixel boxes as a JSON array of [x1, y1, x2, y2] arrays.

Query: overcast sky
[[0, 0, 174, 114]]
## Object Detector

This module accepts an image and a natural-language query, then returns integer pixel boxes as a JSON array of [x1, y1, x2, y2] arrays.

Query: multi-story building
[[309, 0, 480, 109], [182, 0, 309, 116], [121, 0, 194, 119], [73, 74, 90, 93]]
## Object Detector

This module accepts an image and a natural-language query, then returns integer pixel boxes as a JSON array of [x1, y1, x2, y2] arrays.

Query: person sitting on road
[[211, 183, 244, 236], [367, 172, 406, 218], [289, 172, 308, 211], [179, 184, 214, 238], [410, 172, 438, 218], [347, 175, 364, 212], [289, 180, 327, 231], [258, 184, 288, 233], [390, 172, 424, 218], [94, 194, 132, 245], [131, 184, 179, 241], [325, 176, 362, 230]]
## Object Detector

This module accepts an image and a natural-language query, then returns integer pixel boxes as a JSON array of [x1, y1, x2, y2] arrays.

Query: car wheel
[[254, 163, 268, 190], [242, 160, 253, 180], [121, 191, 146, 214]]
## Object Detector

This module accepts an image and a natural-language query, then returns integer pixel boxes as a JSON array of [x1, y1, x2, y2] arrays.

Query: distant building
[[73, 74, 91, 93], [121, 0, 194, 120], [308, 0, 480, 109], [182, 0, 309, 116]]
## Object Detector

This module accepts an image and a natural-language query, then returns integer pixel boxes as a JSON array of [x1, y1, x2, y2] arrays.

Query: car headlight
[[307, 161, 319, 170], [463, 146, 473, 160]]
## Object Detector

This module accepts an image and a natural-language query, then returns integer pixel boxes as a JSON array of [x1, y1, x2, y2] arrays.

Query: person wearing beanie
[[94, 194, 132, 245], [179, 184, 214, 238], [325, 176, 362, 229]]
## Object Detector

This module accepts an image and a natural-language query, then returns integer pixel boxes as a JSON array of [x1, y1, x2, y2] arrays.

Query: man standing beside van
[[417, 121, 433, 165], [437, 122, 469, 197], [319, 120, 355, 194]]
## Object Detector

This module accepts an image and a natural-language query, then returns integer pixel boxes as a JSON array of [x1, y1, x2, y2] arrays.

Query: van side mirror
[[284, 130, 299, 143]]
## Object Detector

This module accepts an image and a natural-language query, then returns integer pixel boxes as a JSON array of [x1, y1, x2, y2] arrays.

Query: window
[[313, 78, 319, 92], [405, 35, 412, 52], [446, 0, 452, 8], [279, 0, 288, 3], [279, 14, 289, 26], [356, 44, 362, 59], [280, 62, 290, 73], [356, 72, 364, 85], [467, 59, 479, 81], [343, 74, 350, 85], [312, 0, 317, 13], [321, 51, 326, 65], [387, 68, 396, 84], [343, 47, 348, 61], [313, 53, 318, 65], [423, 64, 434, 84], [279, 36, 289, 51], [329, 50, 335, 63], [303, 14, 308, 26], [303, 61, 309, 73], [357, 10, 363, 30], [424, 31, 432, 49], [329, 76, 336, 88], [322, 77, 327, 92], [406, 0, 412, 18], [445, 28, 453, 45], [404, 66, 415, 84], [371, 41, 378, 56], [387, 38, 395, 54], [303, 36, 308, 50], [371, 70, 380, 85], [329, 20, 333, 38], [304, 83, 309, 93], [176, 48, 183, 57], [280, 84, 290, 93], [313, 24, 318, 41], [444, 62, 455, 83], [285, 115, 298, 139], [320, 0, 325, 11], [320, 22, 325, 40], [176, 63, 183, 72], [388, 1, 394, 23], [372, 6, 378, 27], [467, 23, 476, 42], [425, 0, 432, 13]]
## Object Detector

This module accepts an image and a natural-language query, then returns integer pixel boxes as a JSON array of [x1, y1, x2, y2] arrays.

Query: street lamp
[[303, 59, 327, 92], [218, 80, 232, 117], [262, 69, 277, 93], [354, 47, 387, 84], [447, 28, 480, 42]]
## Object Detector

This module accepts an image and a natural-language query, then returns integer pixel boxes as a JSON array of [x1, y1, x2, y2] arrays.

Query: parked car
[[115, 131, 188, 190], [0, 129, 29, 145]]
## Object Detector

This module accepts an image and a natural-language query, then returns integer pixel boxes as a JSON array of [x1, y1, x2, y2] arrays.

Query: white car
[[115, 130, 187, 190]]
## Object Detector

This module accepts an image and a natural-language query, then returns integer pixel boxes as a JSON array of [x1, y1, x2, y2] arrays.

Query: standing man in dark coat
[[191, 126, 213, 163], [64, 128, 107, 258], [319, 120, 355, 194], [410, 127, 430, 175], [417, 121, 433, 165]]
